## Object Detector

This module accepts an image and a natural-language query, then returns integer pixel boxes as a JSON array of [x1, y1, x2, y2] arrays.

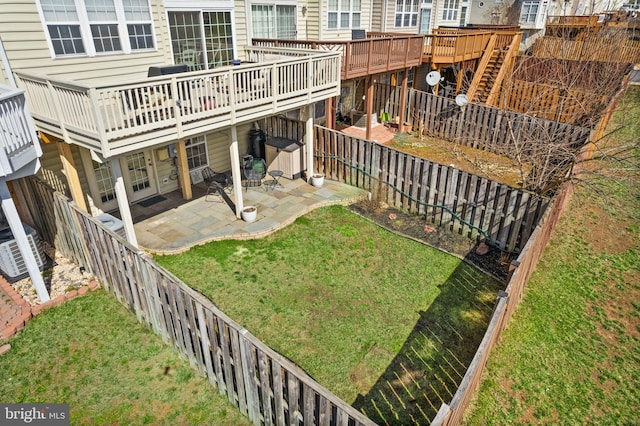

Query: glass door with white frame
[[168, 10, 234, 70], [122, 151, 157, 202]]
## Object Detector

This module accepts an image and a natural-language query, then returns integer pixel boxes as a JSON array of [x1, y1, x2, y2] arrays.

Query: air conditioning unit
[[0, 224, 46, 279], [190, 169, 204, 184]]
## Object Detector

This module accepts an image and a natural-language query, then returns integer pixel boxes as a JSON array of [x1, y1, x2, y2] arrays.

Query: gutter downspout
[[0, 35, 16, 88]]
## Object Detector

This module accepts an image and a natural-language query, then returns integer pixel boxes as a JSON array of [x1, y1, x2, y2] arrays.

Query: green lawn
[[0, 291, 251, 425], [465, 87, 640, 424], [157, 205, 502, 423]]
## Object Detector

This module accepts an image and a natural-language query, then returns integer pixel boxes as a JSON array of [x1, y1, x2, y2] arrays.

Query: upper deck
[[253, 35, 425, 80], [15, 47, 341, 158]]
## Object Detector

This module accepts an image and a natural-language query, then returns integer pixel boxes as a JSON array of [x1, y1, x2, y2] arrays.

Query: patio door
[[167, 10, 234, 70], [121, 151, 157, 203]]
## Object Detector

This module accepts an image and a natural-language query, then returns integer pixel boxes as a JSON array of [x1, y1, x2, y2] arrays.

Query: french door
[[123, 151, 156, 202]]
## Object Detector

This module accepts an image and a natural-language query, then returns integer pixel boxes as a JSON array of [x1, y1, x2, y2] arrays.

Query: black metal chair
[[242, 156, 267, 191], [201, 167, 231, 201]]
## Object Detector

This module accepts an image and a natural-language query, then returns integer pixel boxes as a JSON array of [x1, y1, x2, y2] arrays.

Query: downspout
[[0, 35, 17, 88]]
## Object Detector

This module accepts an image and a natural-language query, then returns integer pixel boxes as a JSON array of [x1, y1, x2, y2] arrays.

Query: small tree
[[490, 26, 640, 195]]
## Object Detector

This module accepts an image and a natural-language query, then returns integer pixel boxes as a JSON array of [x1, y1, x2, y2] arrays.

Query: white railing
[[15, 47, 341, 157], [0, 85, 41, 177]]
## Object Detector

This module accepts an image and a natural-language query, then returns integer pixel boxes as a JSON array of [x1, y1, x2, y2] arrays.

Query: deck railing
[[252, 35, 425, 80], [0, 85, 41, 177], [546, 15, 600, 27], [14, 47, 340, 158], [423, 31, 493, 64]]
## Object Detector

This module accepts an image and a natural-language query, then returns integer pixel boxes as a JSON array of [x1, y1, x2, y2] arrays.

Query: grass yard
[[465, 87, 640, 424], [0, 291, 251, 425], [156, 205, 502, 424]]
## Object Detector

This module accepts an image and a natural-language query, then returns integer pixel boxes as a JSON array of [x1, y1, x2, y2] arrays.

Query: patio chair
[[243, 156, 266, 191], [201, 167, 231, 201]]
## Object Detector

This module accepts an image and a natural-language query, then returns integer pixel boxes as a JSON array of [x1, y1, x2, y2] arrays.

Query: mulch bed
[[349, 200, 515, 283]]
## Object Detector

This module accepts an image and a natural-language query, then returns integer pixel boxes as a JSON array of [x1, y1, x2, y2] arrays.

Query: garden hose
[[315, 153, 491, 239]]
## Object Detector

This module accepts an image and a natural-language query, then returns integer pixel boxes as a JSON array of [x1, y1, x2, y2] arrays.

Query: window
[[395, 0, 419, 27], [328, 0, 361, 29], [38, 0, 154, 57], [124, 0, 154, 49], [93, 161, 116, 203], [252, 4, 296, 39], [40, 0, 85, 55], [442, 0, 459, 21], [520, 0, 546, 23], [460, 6, 468, 25], [419, 8, 431, 33], [168, 11, 234, 70], [185, 136, 208, 170]]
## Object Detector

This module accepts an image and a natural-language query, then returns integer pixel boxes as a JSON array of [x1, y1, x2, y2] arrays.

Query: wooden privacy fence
[[532, 36, 640, 63], [373, 84, 592, 156], [500, 79, 609, 126], [312, 126, 549, 253], [433, 181, 573, 425], [17, 177, 376, 426]]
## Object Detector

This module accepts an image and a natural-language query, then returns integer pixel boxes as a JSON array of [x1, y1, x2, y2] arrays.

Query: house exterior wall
[[4, 0, 337, 214], [0, 0, 174, 83]]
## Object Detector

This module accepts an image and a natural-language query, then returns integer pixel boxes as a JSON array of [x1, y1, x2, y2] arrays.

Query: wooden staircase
[[466, 32, 522, 106], [472, 48, 504, 103]]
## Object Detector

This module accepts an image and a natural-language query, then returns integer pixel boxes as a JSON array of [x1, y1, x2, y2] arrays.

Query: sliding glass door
[[168, 10, 234, 71]]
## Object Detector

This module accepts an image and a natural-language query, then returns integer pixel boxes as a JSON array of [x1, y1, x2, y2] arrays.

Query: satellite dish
[[426, 71, 442, 86], [455, 94, 469, 107]]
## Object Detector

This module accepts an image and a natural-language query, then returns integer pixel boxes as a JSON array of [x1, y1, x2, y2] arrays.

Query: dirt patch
[[389, 133, 525, 188], [350, 200, 515, 283]]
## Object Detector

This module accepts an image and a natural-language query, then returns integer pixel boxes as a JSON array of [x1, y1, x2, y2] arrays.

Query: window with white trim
[[442, 0, 459, 21], [520, 0, 543, 23], [395, 0, 419, 27], [460, 6, 468, 25], [92, 161, 116, 203], [328, 0, 361, 29], [185, 136, 208, 170], [86, 0, 121, 53], [40, 0, 85, 55], [419, 8, 431, 33], [38, 0, 154, 57], [252, 4, 296, 39]]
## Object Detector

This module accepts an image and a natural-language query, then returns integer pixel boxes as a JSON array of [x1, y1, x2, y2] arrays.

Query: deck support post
[[110, 158, 138, 247], [325, 97, 335, 130], [365, 75, 374, 141], [176, 140, 192, 201], [56, 138, 87, 212], [304, 105, 314, 180], [229, 125, 243, 218], [398, 68, 409, 132], [0, 179, 50, 302]]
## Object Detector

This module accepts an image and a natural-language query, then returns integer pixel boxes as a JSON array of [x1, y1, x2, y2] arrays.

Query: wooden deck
[[14, 47, 341, 158], [253, 35, 425, 80]]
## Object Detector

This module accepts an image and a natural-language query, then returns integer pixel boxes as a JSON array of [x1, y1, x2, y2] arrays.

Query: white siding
[[0, 0, 174, 84]]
